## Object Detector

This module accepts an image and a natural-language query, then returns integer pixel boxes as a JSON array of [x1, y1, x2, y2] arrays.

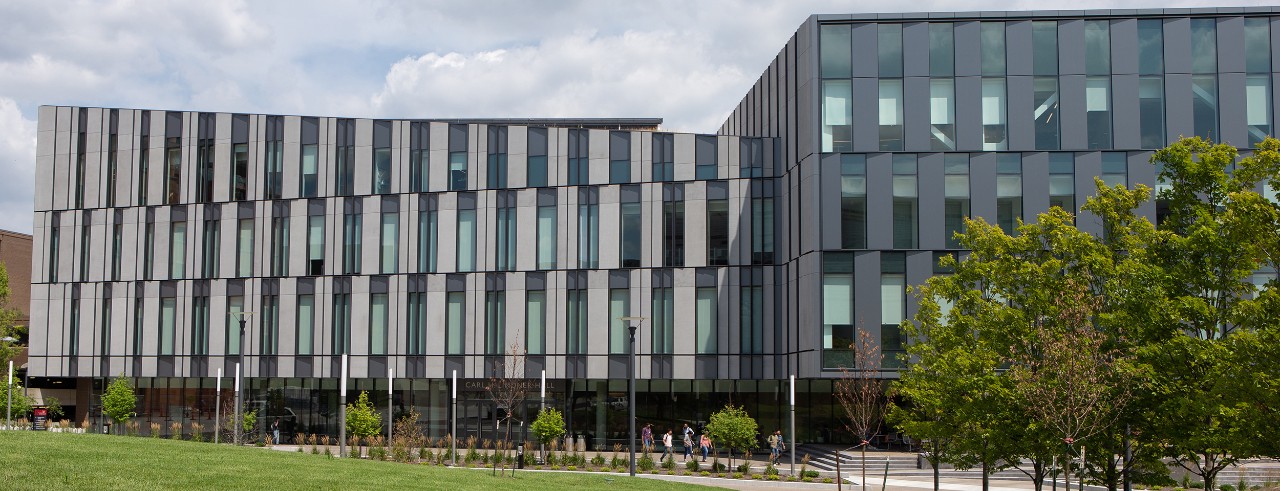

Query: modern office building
[[27, 8, 1280, 443]]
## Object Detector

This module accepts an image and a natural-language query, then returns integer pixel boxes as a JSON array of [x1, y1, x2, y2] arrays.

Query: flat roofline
[[812, 6, 1279, 22], [37, 106, 662, 129], [0, 229, 32, 239]]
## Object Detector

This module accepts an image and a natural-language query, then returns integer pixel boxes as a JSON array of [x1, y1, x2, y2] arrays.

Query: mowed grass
[[0, 431, 720, 491]]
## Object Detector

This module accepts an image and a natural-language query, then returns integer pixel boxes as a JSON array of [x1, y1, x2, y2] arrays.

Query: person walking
[[271, 418, 281, 446], [699, 434, 712, 462], [661, 429, 674, 461], [767, 430, 780, 464], [641, 424, 654, 454], [682, 429, 694, 462]]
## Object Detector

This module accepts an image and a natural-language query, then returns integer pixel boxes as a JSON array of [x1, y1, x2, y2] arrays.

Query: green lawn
[[0, 431, 721, 490]]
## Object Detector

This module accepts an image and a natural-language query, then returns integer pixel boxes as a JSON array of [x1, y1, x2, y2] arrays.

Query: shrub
[[591, 455, 605, 467], [732, 473, 743, 479], [1190, 482, 1205, 489], [638, 454, 656, 472], [711, 461, 727, 472], [149, 422, 161, 438], [767, 474, 781, 481], [737, 462, 751, 474], [169, 421, 183, 440], [803, 470, 820, 478], [190, 422, 204, 442], [823, 477, 834, 484], [802, 477, 814, 483], [752, 474, 762, 479], [765, 463, 779, 476], [545, 452, 557, 467], [1221, 485, 1236, 491], [686, 459, 700, 472], [567, 465, 577, 471], [661, 455, 675, 470], [700, 471, 710, 477]]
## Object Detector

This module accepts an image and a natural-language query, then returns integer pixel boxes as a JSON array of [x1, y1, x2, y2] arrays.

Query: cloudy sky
[[0, 0, 1268, 234]]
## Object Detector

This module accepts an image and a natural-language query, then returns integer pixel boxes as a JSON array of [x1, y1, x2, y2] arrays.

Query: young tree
[[834, 328, 884, 491], [704, 404, 758, 472], [0, 262, 26, 369], [485, 341, 528, 476], [530, 407, 566, 462], [101, 375, 136, 433], [346, 390, 382, 454]]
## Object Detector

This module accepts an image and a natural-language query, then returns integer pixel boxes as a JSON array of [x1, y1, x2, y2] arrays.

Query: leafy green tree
[[101, 375, 136, 433], [704, 404, 758, 471], [345, 390, 382, 440], [530, 407, 565, 462], [44, 396, 63, 421], [4, 372, 32, 424], [0, 262, 26, 369]]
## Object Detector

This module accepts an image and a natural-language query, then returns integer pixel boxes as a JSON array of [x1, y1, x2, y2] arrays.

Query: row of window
[[44, 190, 777, 283], [65, 283, 771, 359], [70, 111, 772, 210]]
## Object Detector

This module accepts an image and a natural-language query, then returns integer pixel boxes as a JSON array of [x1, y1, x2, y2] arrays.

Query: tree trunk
[[862, 444, 868, 491], [983, 460, 990, 491]]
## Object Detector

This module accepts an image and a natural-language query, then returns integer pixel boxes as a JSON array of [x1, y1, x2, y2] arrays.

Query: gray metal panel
[[1218, 72, 1247, 147], [904, 77, 932, 152], [1073, 152, 1102, 236], [1007, 76, 1034, 150], [1021, 152, 1049, 223], [917, 153, 945, 249], [1007, 21, 1034, 76], [969, 152, 997, 224], [866, 153, 893, 250], [852, 251, 879, 339], [1058, 19, 1086, 76], [1272, 18, 1280, 72], [820, 154, 843, 250], [1059, 75, 1088, 150], [1165, 74, 1194, 141], [852, 77, 880, 152], [1164, 17, 1192, 74], [955, 76, 984, 151], [1111, 19, 1139, 75], [851, 23, 879, 78], [903, 22, 931, 77], [955, 21, 982, 77], [1216, 17, 1246, 74], [1111, 75, 1141, 150], [1130, 151, 1158, 220]]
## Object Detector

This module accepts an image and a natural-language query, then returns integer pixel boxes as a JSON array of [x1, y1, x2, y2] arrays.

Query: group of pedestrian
[[640, 422, 786, 464]]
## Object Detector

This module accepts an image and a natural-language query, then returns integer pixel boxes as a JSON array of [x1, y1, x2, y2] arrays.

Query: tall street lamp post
[[229, 311, 253, 445], [619, 316, 645, 477]]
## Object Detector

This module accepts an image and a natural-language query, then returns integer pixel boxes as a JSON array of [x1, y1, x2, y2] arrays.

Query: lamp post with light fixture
[[228, 311, 253, 445], [618, 316, 646, 477]]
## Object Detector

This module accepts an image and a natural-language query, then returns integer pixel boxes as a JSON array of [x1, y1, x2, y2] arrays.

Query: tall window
[[264, 116, 283, 200], [1191, 19, 1217, 74], [982, 78, 1008, 150], [662, 185, 685, 267], [878, 23, 903, 76], [1084, 20, 1111, 75], [944, 154, 970, 249], [1101, 152, 1128, 188], [47, 220, 59, 282], [881, 253, 906, 368], [106, 110, 119, 207], [112, 223, 123, 281], [1140, 77, 1166, 149], [566, 289, 587, 354], [841, 155, 867, 249], [1086, 77, 1112, 149], [527, 128, 548, 188], [333, 293, 350, 355], [457, 208, 477, 272], [707, 198, 729, 266], [231, 115, 249, 201], [929, 23, 954, 77], [1245, 18, 1271, 147], [370, 293, 388, 355], [164, 135, 181, 204], [879, 79, 904, 151], [1192, 75, 1218, 141], [696, 287, 717, 354], [200, 218, 218, 279], [373, 121, 393, 194], [609, 288, 629, 355], [740, 285, 763, 354], [568, 129, 588, 185], [406, 292, 426, 356], [159, 297, 176, 355], [526, 290, 546, 355], [652, 287, 674, 355], [335, 119, 355, 196], [823, 80, 853, 152], [142, 220, 153, 280], [495, 194, 516, 271], [270, 215, 289, 277], [1033, 21, 1058, 76], [1138, 19, 1164, 76], [751, 196, 775, 264], [620, 200, 642, 268], [485, 291, 505, 355], [449, 124, 468, 191], [137, 112, 151, 204], [740, 138, 765, 178], [301, 117, 319, 198], [170, 221, 186, 279], [1049, 153, 1076, 213], [892, 155, 917, 249], [380, 211, 398, 274], [652, 133, 675, 181], [446, 291, 465, 355], [487, 125, 508, 189], [79, 222, 90, 281], [227, 296, 244, 355], [981, 22, 1006, 76], [820, 24, 853, 78], [196, 113, 214, 203], [418, 205, 437, 273], [342, 201, 362, 274], [307, 214, 324, 276], [296, 294, 314, 356], [191, 297, 209, 356], [609, 131, 631, 184], [577, 188, 599, 269], [537, 200, 556, 270], [695, 135, 718, 180], [261, 294, 279, 355], [409, 122, 430, 192], [930, 79, 956, 151], [1034, 78, 1061, 150], [996, 154, 1023, 235]]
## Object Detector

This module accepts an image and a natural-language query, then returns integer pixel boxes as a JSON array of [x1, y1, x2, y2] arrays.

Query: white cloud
[[370, 29, 749, 132], [0, 97, 36, 234]]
